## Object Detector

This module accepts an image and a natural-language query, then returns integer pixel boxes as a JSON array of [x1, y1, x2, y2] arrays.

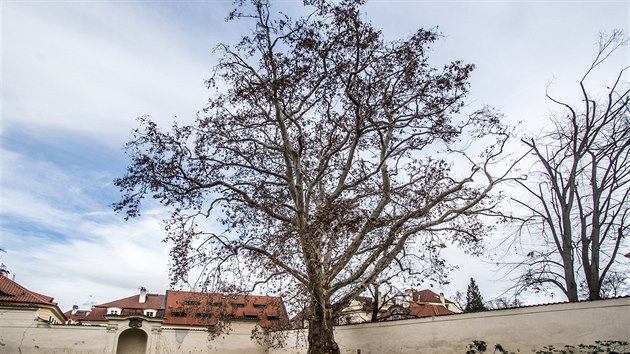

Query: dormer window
[[144, 311, 155, 317], [107, 307, 122, 315], [171, 310, 186, 317]]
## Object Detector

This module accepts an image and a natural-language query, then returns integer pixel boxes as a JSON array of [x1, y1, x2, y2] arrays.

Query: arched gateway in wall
[[116, 328, 147, 354]]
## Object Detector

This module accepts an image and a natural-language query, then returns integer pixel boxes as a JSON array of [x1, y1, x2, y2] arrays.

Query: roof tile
[[163, 290, 288, 328], [0, 276, 57, 305]]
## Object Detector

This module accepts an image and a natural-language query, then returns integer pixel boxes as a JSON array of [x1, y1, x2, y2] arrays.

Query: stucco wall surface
[[0, 308, 266, 354], [0, 307, 112, 354], [2, 298, 629, 354], [151, 324, 266, 354], [271, 297, 630, 354]]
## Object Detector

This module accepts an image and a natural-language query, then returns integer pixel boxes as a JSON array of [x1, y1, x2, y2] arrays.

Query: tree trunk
[[559, 213, 579, 302], [561, 251, 579, 302], [371, 285, 379, 322], [564, 271, 579, 302], [585, 259, 601, 300], [307, 316, 340, 354]]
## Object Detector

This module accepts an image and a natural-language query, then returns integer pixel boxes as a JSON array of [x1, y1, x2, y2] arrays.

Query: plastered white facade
[[1, 297, 629, 354], [272, 297, 630, 354], [0, 307, 266, 354]]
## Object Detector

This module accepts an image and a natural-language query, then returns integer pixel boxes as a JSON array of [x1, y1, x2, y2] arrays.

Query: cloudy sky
[[1, 0, 628, 312]]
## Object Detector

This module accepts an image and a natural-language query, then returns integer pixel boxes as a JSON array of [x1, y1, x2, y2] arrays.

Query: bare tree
[[486, 296, 522, 310], [582, 270, 630, 299], [365, 245, 456, 322], [509, 31, 630, 301], [365, 276, 407, 323], [114, 1, 511, 352], [452, 290, 466, 310], [365, 282, 389, 322]]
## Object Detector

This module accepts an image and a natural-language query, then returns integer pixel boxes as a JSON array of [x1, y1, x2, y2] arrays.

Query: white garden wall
[[0, 306, 265, 354], [2, 297, 629, 354], [272, 297, 630, 354]]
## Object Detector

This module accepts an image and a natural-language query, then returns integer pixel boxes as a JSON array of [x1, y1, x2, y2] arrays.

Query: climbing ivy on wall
[[466, 340, 630, 354]]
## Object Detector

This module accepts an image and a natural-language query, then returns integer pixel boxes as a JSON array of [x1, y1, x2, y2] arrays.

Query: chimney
[[439, 292, 446, 307], [139, 287, 147, 304], [72, 305, 79, 315], [404, 289, 413, 308], [0, 264, 9, 278]]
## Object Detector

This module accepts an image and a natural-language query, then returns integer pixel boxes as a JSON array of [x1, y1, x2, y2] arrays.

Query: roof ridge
[[0, 276, 55, 305], [95, 293, 165, 307]]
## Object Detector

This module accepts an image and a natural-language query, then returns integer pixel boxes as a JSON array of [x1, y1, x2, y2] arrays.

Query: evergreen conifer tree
[[465, 277, 487, 312]]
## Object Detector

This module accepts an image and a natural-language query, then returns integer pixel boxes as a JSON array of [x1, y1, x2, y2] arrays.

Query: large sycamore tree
[[510, 31, 630, 302], [115, 1, 510, 352]]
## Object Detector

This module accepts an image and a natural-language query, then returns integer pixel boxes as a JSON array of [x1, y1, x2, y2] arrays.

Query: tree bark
[[307, 304, 340, 354], [371, 285, 379, 322], [562, 260, 579, 302]]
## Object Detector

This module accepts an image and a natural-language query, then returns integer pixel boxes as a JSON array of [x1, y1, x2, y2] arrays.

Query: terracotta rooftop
[[0, 276, 58, 306], [163, 290, 288, 328], [64, 309, 92, 322], [76, 289, 288, 328], [408, 303, 456, 317], [96, 293, 164, 310], [353, 296, 373, 311], [411, 289, 455, 304], [81, 293, 165, 322], [378, 302, 455, 321]]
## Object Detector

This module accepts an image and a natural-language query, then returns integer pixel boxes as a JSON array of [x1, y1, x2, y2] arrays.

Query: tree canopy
[[114, 0, 511, 352]]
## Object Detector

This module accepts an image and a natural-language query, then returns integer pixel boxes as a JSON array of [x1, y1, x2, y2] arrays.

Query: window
[[145, 311, 154, 317]]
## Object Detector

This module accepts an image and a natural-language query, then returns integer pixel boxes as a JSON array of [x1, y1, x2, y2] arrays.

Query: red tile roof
[[354, 296, 373, 311], [64, 309, 92, 322], [0, 276, 58, 305], [379, 302, 455, 321], [81, 293, 165, 322], [163, 290, 288, 328], [81, 307, 109, 321], [408, 303, 456, 317], [78, 289, 288, 328], [411, 289, 455, 304], [97, 293, 164, 310]]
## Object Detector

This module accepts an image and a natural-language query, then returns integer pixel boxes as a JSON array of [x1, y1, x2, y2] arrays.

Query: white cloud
[[367, 1, 629, 130], [2, 1, 226, 148], [0, 146, 172, 310], [3, 216, 171, 311], [1, 1, 229, 311], [0, 0, 628, 311]]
